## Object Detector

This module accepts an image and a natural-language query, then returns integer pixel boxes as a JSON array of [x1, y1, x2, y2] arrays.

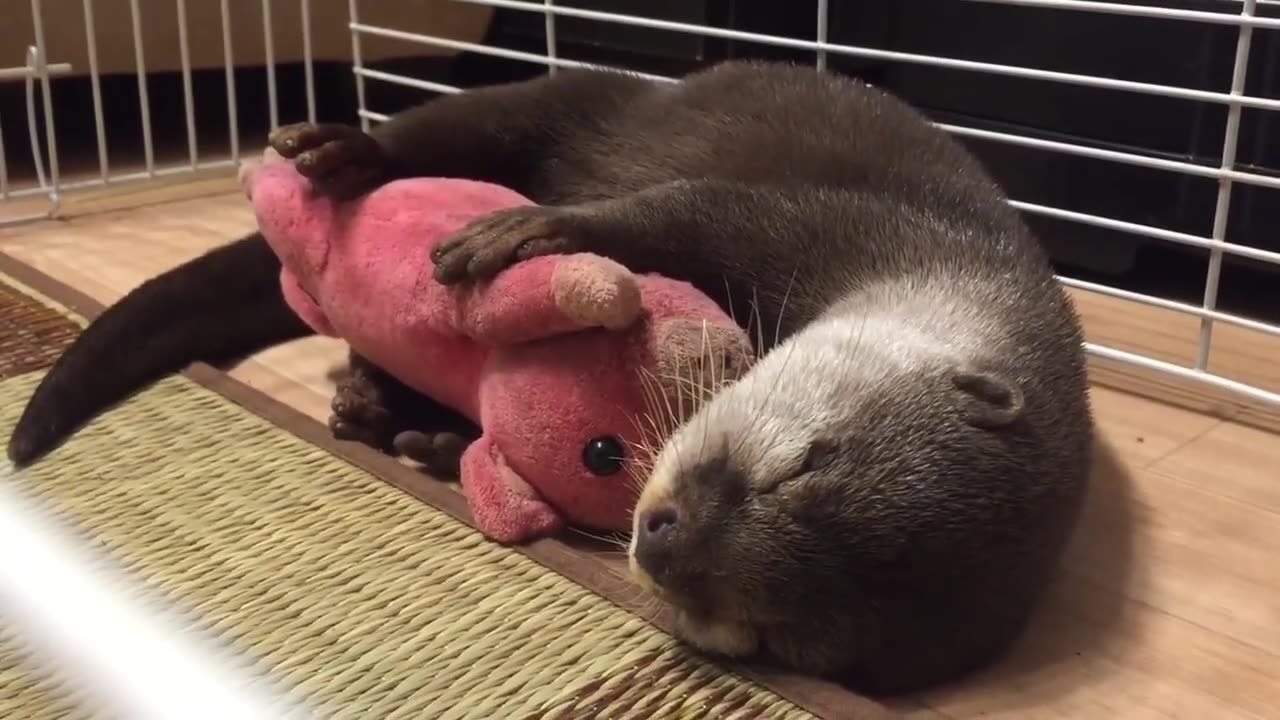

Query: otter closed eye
[[798, 438, 835, 476], [757, 438, 835, 495]]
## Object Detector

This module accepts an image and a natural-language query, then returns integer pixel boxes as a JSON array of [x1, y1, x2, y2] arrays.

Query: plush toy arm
[[454, 254, 642, 346], [459, 436, 563, 544]]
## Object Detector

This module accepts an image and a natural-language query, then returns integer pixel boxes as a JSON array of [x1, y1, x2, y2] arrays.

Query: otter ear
[[951, 367, 1024, 429]]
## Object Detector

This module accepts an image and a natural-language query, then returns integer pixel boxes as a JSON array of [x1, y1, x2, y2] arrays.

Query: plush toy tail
[[242, 153, 335, 277], [6, 232, 312, 467]]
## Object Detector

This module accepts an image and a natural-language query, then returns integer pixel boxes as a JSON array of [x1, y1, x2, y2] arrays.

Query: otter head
[[626, 312, 1077, 691]]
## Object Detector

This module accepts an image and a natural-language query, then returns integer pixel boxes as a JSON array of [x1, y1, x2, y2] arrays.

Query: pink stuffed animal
[[238, 149, 754, 544]]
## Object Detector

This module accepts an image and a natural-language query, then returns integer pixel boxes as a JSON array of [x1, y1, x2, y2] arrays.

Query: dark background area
[[3, 0, 1279, 325]]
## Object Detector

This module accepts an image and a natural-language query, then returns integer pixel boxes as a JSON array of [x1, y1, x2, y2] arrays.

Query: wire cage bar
[[176, 0, 198, 170], [1, 0, 1278, 412], [81, 0, 109, 183], [301, 0, 317, 124], [346, 0, 1280, 411], [1198, 0, 1259, 370], [127, 0, 155, 176], [28, 0, 61, 205], [262, 0, 280, 132]]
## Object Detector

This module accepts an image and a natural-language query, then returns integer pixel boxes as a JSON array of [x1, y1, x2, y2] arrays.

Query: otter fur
[[6, 60, 1092, 695]]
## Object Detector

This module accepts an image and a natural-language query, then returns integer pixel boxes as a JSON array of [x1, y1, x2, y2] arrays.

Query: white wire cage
[[2, 0, 1279, 413]]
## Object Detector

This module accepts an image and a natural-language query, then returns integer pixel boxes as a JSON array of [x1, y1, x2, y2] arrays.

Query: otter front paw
[[393, 430, 469, 479], [431, 206, 579, 285], [673, 611, 761, 659], [267, 122, 386, 200]]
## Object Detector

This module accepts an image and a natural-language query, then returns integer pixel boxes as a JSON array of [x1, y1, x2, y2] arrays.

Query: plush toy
[[238, 149, 754, 544]]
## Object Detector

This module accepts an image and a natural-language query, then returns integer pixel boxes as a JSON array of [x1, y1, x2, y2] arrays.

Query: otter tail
[[6, 231, 313, 467]]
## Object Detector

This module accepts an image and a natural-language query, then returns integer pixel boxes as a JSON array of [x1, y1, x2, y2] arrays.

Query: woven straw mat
[[0, 269, 816, 719]]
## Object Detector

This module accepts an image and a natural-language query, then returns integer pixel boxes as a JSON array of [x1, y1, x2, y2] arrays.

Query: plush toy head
[[240, 149, 756, 543], [466, 265, 756, 542]]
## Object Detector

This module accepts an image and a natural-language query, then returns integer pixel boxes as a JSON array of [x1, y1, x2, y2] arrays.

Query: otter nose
[[641, 507, 679, 538], [634, 506, 679, 582]]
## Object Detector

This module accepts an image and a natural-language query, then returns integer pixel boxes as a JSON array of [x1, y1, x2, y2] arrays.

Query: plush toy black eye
[[582, 436, 626, 476]]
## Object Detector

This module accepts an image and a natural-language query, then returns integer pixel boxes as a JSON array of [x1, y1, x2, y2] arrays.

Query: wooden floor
[[3, 177, 1280, 719]]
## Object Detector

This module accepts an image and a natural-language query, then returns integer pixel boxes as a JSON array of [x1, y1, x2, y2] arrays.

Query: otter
[[6, 60, 1092, 695]]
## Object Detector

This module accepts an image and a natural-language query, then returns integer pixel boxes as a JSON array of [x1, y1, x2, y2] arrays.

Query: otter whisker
[[774, 265, 799, 349], [636, 372, 664, 441], [625, 477, 646, 497], [653, 359, 685, 471], [731, 332, 802, 463], [565, 524, 628, 548], [725, 266, 802, 459], [706, 323, 731, 403], [566, 526, 631, 551], [636, 396, 671, 453], [716, 346, 737, 395], [697, 319, 710, 412], [626, 447, 656, 471], [656, 347, 739, 407], [723, 275, 739, 330], [582, 569, 661, 610], [734, 292, 774, 457], [639, 367, 679, 440], [694, 321, 718, 467], [625, 412, 662, 461], [751, 284, 766, 356], [627, 589, 668, 618], [627, 454, 657, 480], [633, 409, 678, 493], [621, 432, 658, 495], [637, 404, 670, 470], [629, 445, 658, 471], [622, 461, 652, 496], [643, 416, 669, 460], [624, 414, 647, 447], [655, 371, 716, 402], [674, 346, 691, 427], [624, 454, 653, 478]]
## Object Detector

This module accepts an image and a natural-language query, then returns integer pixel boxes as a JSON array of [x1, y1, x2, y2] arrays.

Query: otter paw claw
[[267, 122, 386, 200], [431, 206, 578, 285]]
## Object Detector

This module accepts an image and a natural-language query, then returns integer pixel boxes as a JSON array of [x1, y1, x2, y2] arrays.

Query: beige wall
[[2, 0, 494, 76]]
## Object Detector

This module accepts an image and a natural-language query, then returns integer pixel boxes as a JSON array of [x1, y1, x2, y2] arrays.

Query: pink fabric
[[242, 153, 752, 544]]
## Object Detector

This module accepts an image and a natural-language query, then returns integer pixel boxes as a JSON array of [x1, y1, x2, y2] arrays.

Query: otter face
[[627, 315, 1055, 683], [628, 334, 875, 631]]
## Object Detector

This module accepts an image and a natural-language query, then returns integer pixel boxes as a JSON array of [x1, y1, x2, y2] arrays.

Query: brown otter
[[6, 60, 1092, 695]]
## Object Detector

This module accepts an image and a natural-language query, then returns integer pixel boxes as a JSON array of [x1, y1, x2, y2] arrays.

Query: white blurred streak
[[0, 467, 300, 720]]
